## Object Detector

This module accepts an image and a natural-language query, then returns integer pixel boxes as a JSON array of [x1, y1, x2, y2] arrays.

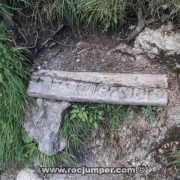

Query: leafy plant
[[60, 103, 127, 161], [69, 104, 104, 129], [142, 106, 156, 120], [104, 104, 127, 132]]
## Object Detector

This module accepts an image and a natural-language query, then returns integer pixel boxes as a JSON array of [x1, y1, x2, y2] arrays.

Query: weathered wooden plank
[[32, 70, 168, 88], [27, 70, 168, 106]]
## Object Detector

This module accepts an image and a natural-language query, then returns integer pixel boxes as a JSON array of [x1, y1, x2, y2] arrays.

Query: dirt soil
[[33, 26, 167, 73], [27, 24, 180, 109]]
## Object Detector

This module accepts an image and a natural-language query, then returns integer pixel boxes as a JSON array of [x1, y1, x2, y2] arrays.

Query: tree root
[[126, 8, 145, 42]]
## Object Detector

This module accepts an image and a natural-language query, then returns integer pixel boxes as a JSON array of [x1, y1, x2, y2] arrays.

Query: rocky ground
[[1, 22, 180, 180]]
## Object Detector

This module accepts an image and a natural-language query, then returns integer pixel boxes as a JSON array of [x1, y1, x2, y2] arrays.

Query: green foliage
[[21, 132, 77, 167], [22, 102, 126, 167], [0, 1, 13, 20], [61, 103, 127, 159], [22, 132, 57, 167], [142, 106, 155, 120], [9, 0, 180, 32], [0, 23, 12, 41], [69, 104, 104, 129], [22, 132, 32, 143], [22, 141, 38, 167], [79, 0, 128, 32], [169, 149, 180, 168], [22, 139, 57, 167], [161, 64, 173, 78], [0, 22, 33, 169], [104, 104, 127, 132]]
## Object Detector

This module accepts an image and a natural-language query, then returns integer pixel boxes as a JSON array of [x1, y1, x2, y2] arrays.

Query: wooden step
[[27, 70, 168, 106]]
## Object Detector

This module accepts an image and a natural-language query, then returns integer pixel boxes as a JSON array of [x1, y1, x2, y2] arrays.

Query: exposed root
[[126, 8, 145, 42], [41, 24, 64, 47]]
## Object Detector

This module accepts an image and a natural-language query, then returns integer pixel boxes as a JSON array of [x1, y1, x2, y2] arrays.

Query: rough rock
[[135, 55, 151, 66], [24, 98, 70, 155], [33, 154, 41, 168], [109, 23, 180, 67], [35, 107, 180, 180], [87, 106, 180, 179], [45, 174, 67, 180], [1, 171, 16, 180], [133, 23, 180, 57], [16, 168, 42, 180]]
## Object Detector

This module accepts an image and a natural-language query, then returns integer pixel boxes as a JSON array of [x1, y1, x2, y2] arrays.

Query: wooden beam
[[27, 70, 168, 106]]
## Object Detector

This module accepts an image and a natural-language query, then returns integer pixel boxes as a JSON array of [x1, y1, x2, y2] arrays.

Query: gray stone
[[24, 98, 70, 155], [135, 55, 151, 66], [87, 107, 180, 179], [133, 23, 180, 56], [45, 174, 66, 180], [109, 23, 180, 68], [16, 168, 42, 180], [1, 171, 16, 180], [33, 154, 41, 168]]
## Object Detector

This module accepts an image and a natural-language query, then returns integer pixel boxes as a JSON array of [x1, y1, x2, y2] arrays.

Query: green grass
[[0, 21, 59, 169], [169, 149, 180, 168], [0, 22, 33, 169], [0, 2, 13, 20], [19, 102, 127, 167], [8, 0, 180, 32]]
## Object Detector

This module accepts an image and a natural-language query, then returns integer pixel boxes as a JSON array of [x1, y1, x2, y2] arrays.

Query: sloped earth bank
[[32, 23, 180, 179], [3, 23, 180, 179]]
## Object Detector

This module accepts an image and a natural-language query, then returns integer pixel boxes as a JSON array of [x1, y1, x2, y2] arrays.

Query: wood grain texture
[[27, 70, 168, 106]]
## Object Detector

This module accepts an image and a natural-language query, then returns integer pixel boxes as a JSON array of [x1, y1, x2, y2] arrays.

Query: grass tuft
[[169, 149, 180, 168], [9, 0, 180, 32], [0, 22, 33, 169]]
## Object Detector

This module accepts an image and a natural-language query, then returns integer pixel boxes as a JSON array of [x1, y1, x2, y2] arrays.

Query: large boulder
[[24, 98, 70, 155]]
